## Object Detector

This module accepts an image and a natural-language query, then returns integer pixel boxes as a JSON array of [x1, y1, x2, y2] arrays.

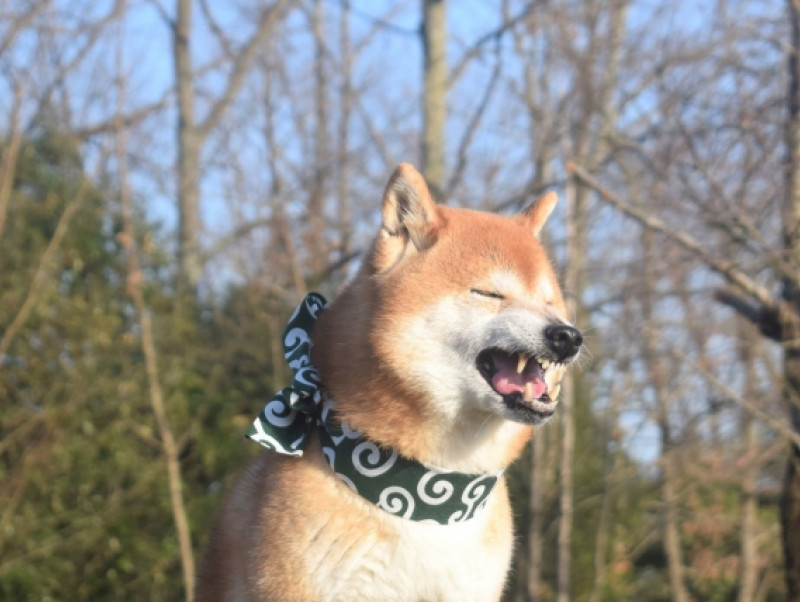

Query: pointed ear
[[372, 163, 439, 272], [520, 191, 557, 237], [381, 163, 438, 248]]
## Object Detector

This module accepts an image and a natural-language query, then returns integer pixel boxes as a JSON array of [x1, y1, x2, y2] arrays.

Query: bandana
[[247, 294, 502, 525]]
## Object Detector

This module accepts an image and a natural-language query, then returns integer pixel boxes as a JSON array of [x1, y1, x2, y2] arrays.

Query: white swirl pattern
[[417, 471, 456, 505], [448, 474, 499, 524], [248, 418, 303, 457], [377, 486, 416, 519], [263, 398, 298, 427], [352, 442, 398, 477]]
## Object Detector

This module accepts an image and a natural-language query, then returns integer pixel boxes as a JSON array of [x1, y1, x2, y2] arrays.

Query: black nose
[[545, 324, 583, 361]]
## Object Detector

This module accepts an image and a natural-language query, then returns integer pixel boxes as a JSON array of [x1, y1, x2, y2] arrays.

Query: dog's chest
[[304, 507, 511, 602]]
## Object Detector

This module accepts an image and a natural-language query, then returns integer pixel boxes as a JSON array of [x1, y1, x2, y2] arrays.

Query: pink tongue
[[490, 354, 547, 399]]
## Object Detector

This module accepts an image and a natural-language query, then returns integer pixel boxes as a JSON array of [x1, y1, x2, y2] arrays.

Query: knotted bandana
[[247, 294, 502, 524], [247, 293, 327, 456]]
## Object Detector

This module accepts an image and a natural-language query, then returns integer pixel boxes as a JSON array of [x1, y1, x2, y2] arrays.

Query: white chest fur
[[304, 493, 512, 602]]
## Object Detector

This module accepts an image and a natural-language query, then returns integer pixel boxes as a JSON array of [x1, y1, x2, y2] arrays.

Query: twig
[[647, 325, 800, 448], [114, 39, 195, 601], [0, 188, 84, 361], [567, 161, 777, 312]]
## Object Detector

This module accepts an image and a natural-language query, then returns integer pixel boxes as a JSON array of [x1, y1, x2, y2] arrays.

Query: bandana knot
[[246, 293, 327, 456], [247, 294, 503, 525]]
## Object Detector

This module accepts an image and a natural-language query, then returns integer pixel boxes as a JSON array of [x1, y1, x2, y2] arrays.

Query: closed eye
[[470, 288, 505, 300]]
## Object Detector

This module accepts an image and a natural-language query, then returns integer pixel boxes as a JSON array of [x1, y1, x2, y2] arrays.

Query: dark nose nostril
[[545, 325, 583, 360]]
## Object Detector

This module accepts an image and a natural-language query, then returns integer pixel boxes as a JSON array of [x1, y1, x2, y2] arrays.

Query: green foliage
[[0, 131, 291, 600]]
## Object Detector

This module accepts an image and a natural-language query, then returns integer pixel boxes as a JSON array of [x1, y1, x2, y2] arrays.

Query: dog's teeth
[[544, 369, 557, 389], [540, 358, 550, 370], [517, 354, 528, 374], [550, 383, 561, 399], [524, 382, 534, 401]]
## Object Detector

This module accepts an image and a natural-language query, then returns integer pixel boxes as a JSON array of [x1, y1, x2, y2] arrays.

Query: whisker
[[473, 414, 496, 442]]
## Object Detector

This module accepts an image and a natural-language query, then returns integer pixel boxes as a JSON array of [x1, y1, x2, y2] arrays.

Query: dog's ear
[[373, 163, 439, 271], [520, 191, 557, 237]]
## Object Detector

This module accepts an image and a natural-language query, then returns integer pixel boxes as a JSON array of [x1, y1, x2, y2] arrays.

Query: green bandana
[[247, 294, 502, 525]]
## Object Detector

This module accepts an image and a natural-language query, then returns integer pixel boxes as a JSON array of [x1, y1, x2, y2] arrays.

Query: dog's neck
[[315, 397, 503, 524], [427, 410, 533, 474], [247, 293, 504, 525]]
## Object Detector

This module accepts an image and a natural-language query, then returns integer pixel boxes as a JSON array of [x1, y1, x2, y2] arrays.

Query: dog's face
[[369, 165, 581, 427]]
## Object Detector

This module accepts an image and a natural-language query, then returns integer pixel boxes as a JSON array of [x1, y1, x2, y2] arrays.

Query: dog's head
[[313, 164, 582, 469]]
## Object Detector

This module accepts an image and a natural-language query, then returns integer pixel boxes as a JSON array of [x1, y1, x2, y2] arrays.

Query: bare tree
[[306, 0, 330, 277], [0, 189, 83, 362], [114, 42, 195, 599], [337, 0, 354, 263], [737, 319, 762, 602], [640, 230, 689, 602], [421, 0, 447, 202], [558, 176, 579, 602], [779, 3, 800, 596], [168, 0, 288, 294]]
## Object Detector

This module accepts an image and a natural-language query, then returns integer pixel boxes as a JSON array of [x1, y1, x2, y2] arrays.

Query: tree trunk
[[738, 320, 760, 602], [0, 85, 23, 240], [172, 0, 286, 295], [641, 229, 689, 602], [307, 0, 329, 278], [556, 175, 583, 602], [661, 443, 688, 602], [588, 429, 620, 602], [337, 0, 353, 263], [527, 432, 545, 602], [174, 0, 202, 295], [780, 307, 800, 599], [557, 373, 574, 602], [782, 2, 800, 597], [421, 0, 446, 202]]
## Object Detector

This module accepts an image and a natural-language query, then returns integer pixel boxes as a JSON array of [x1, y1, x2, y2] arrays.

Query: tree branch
[[0, 188, 84, 361], [0, 83, 24, 239], [198, 0, 234, 59], [449, 1, 542, 86], [715, 288, 783, 341], [114, 41, 195, 601], [74, 96, 170, 139], [201, 217, 274, 262], [651, 325, 800, 449], [0, 1, 47, 58], [198, 0, 287, 137], [567, 161, 777, 312], [445, 40, 502, 199], [143, 0, 174, 30]]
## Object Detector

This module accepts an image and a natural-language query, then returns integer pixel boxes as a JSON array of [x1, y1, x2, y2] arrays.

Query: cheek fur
[[377, 297, 493, 410]]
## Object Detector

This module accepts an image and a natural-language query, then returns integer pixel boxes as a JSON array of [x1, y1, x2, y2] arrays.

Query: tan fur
[[196, 164, 576, 601]]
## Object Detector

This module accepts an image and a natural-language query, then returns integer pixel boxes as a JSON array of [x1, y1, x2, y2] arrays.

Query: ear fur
[[382, 163, 438, 247], [521, 191, 557, 237], [373, 163, 439, 271]]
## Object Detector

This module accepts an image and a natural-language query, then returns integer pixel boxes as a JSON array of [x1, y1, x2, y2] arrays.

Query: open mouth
[[476, 348, 567, 423]]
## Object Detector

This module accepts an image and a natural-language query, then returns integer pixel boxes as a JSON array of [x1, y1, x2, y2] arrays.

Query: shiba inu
[[195, 164, 582, 601]]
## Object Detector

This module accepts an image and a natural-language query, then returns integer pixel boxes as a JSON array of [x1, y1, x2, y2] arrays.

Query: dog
[[195, 163, 582, 601]]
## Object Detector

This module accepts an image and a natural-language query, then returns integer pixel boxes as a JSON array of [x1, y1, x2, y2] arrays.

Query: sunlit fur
[[195, 164, 576, 602]]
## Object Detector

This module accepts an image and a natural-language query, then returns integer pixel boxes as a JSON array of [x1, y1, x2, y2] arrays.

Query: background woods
[[0, 1, 795, 600]]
